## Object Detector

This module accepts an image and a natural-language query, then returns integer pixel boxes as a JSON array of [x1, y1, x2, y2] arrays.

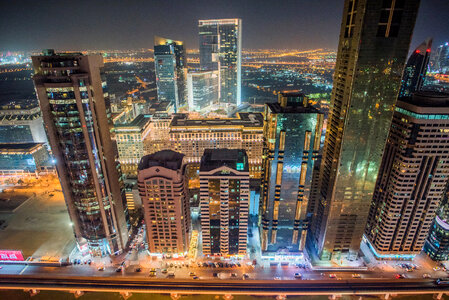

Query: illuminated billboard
[[0, 250, 24, 261]]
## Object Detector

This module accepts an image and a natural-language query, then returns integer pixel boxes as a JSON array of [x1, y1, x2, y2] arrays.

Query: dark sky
[[0, 0, 448, 52]]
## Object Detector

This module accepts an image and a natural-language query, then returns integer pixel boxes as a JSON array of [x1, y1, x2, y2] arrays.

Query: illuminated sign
[[0, 250, 24, 261]]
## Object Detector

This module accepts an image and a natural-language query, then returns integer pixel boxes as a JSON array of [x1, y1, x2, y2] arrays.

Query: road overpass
[[0, 275, 448, 299]]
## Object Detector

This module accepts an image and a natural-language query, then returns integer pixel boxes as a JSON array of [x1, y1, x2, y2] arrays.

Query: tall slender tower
[[260, 92, 323, 254], [399, 39, 432, 98], [138, 150, 191, 254], [200, 149, 249, 256], [154, 36, 187, 112], [198, 19, 242, 106], [365, 92, 449, 259], [32, 50, 129, 257], [309, 0, 420, 260]]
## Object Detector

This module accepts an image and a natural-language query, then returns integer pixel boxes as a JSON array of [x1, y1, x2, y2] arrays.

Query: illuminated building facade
[[200, 149, 249, 256], [364, 92, 449, 259], [187, 70, 219, 112], [170, 112, 263, 178], [310, 0, 420, 260], [199, 19, 242, 106], [399, 39, 432, 98], [0, 105, 47, 144], [424, 183, 449, 261], [138, 150, 190, 254], [32, 50, 129, 257], [154, 37, 187, 112], [143, 113, 172, 155], [433, 42, 449, 73], [0, 143, 51, 176], [260, 92, 323, 254], [115, 114, 151, 177]]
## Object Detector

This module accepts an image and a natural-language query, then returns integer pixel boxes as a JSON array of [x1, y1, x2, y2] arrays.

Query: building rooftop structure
[[138, 150, 185, 171], [171, 112, 263, 128], [0, 142, 46, 154], [403, 91, 449, 107], [200, 149, 249, 172], [115, 114, 151, 129]]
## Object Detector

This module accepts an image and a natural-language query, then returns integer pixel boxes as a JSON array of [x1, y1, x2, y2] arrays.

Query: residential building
[[260, 92, 323, 254], [138, 150, 190, 254], [365, 91, 449, 259], [309, 0, 420, 260], [199, 19, 242, 106], [32, 50, 129, 257], [200, 149, 249, 256]]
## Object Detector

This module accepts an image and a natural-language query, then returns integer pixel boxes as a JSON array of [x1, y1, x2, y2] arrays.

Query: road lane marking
[[19, 265, 29, 275]]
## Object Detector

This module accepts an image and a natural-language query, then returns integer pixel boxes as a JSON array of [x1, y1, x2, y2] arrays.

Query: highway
[[0, 274, 447, 296]]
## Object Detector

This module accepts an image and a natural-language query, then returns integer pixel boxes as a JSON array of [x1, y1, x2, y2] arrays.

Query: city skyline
[[0, 0, 448, 52]]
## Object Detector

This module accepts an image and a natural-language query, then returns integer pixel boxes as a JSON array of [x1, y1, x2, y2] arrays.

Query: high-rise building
[[364, 91, 449, 259], [0, 104, 47, 144], [138, 150, 191, 254], [187, 70, 219, 112], [154, 36, 187, 112], [199, 19, 242, 106], [309, 0, 420, 260], [143, 113, 172, 155], [433, 42, 449, 74], [32, 50, 129, 256], [0, 143, 52, 177], [399, 39, 432, 98], [260, 92, 323, 254], [115, 114, 151, 177], [200, 149, 249, 256], [170, 112, 263, 179], [424, 183, 449, 261]]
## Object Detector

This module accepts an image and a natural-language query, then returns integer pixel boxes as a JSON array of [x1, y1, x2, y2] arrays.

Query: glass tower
[[198, 19, 242, 106], [399, 39, 432, 98], [260, 92, 323, 254], [425, 183, 449, 261], [32, 50, 129, 257], [309, 0, 420, 260], [154, 36, 187, 113]]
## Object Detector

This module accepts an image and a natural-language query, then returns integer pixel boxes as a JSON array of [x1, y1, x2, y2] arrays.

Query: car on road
[[189, 272, 196, 277], [97, 266, 104, 271], [329, 274, 337, 279], [193, 276, 199, 280], [149, 271, 156, 277], [423, 273, 431, 278], [167, 272, 175, 277], [274, 276, 281, 280], [213, 272, 218, 277], [352, 273, 361, 278], [150, 268, 156, 272], [231, 273, 238, 277], [395, 274, 405, 279], [115, 267, 122, 273], [135, 267, 142, 272], [242, 273, 249, 280], [161, 268, 168, 274], [294, 273, 302, 279]]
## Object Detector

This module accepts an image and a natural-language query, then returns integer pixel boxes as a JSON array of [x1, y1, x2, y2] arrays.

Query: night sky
[[0, 0, 448, 52]]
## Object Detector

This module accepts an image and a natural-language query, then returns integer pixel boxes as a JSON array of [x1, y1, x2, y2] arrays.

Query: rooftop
[[138, 150, 184, 171], [200, 149, 249, 172], [171, 113, 263, 128], [404, 91, 449, 107], [0, 143, 45, 154], [115, 114, 151, 130], [266, 102, 321, 114]]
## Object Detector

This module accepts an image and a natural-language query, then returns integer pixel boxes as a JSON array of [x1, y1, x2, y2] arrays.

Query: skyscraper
[[32, 50, 129, 257], [200, 149, 249, 256], [398, 39, 432, 98], [424, 183, 449, 261], [309, 0, 420, 260], [365, 91, 449, 259], [199, 19, 242, 106], [260, 92, 323, 254], [154, 36, 187, 112], [138, 150, 191, 254], [433, 42, 449, 73], [187, 70, 219, 111]]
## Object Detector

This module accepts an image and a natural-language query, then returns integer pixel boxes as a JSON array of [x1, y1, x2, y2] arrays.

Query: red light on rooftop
[[415, 50, 420, 54], [426, 48, 431, 53]]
